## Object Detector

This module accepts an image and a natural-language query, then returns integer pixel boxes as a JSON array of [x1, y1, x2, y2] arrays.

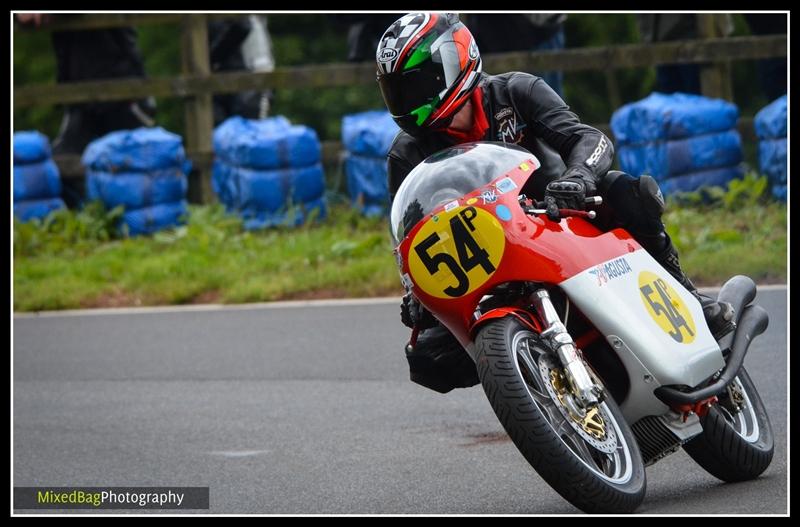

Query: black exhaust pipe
[[654, 278, 769, 407], [716, 275, 758, 352]]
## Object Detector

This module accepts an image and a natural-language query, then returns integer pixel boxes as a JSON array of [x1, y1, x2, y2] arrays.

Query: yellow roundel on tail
[[638, 271, 697, 344]]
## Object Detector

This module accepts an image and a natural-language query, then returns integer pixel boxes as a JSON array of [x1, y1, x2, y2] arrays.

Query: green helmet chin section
[[403, 33, 438, 71], [410, 95, 440, 126]]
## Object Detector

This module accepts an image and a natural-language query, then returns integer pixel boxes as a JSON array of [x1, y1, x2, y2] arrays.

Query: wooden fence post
[[696, 14, 734, 101], [180, 14, 214, 203]]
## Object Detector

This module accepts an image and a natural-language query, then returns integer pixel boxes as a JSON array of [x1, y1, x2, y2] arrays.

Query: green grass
[[13, 201, 402, 312], [666, 204, 787, 286], [664, 176, 787, 286], [13, 175, 787, 312]]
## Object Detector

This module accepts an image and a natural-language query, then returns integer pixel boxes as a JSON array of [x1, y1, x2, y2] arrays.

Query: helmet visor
[[378, 63, 447, 124]]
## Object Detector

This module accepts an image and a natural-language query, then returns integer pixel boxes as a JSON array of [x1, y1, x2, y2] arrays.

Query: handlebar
[[524, 207, 597, 219], [519, 195, 603, 220]]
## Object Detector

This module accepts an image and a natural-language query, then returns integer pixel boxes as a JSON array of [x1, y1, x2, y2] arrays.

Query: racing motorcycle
[[390, 142, 774, 513]]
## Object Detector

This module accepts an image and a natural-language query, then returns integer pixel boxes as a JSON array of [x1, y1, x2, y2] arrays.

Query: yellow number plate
[[408, 206, 506, 299]]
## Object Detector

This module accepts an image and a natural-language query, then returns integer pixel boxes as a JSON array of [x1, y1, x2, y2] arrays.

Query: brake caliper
[[550, 369, 607, 440]]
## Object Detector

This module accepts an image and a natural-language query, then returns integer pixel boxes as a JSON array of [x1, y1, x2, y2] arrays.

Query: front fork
[[531, 289, 603, 408]]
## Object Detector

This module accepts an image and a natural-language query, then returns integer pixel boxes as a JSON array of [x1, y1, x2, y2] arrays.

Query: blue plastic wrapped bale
[[290, 163, 325, 205], [85, 168, 188, 210], [658, 165, 744, 196], [14, 131, 52, 165], [754, 97, 787, 201], [616, 130, 742, 180], [758, 138, 787, 186], [233, 165, 290, 213], [86, 169, 101, 203], [121, 201, 188, 236], [754, 95, 787, 140], [611, 92, 739, 145], [212, 159, 237, 211], [290, 163, 328, 223], [213, 116, 321, 169], [341, 110, 400, 157], [13, 159, 62, 202], [345, 154, 389, 207], [214, 115, 290, 153], [345, 154, 389, 216], [82, 127, 188, 172], [14, 197, 66, 222], [213, 162, 326, 228]]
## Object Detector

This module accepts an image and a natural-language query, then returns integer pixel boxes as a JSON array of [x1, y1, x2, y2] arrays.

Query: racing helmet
[[376, 13, 482, 136]]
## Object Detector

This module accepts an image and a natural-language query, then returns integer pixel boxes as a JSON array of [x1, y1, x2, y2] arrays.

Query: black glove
[[544, 177, 586, 220], [400, 293, 438, 329]]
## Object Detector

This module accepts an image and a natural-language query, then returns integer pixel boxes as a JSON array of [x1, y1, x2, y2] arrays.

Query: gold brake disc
[[549, 370, 607, 440]]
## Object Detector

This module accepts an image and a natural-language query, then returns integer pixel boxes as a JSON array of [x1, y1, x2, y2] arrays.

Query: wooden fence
[[13, 13, 787, 202]]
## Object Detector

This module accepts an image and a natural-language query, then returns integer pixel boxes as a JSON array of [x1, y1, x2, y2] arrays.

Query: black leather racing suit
[[389, 71, 673, 394], [388, 71, 612, 204]]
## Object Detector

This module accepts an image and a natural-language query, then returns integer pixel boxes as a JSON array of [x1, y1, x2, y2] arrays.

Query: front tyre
[[682, 367, 774, 482], [475, 317, 646, 513]]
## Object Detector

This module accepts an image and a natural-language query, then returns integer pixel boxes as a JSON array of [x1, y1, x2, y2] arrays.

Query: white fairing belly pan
[[560, 249, 724, 391]]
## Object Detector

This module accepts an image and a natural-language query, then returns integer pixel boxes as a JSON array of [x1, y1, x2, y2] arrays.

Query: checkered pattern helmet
[[376, 13, 482, 135]]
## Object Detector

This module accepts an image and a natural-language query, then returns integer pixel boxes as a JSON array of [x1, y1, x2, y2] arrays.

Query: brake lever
[[559, 209, 597, 219], [530, 196, 602, 209], [522, 207, 596, 219], [518, 194, 603, 220], [522, 196, 599, 219]]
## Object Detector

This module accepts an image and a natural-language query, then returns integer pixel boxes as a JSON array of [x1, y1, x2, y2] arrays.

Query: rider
[[376, 13, 736, 393]]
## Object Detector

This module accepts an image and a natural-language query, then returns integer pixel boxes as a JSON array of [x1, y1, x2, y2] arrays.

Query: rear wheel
[[475, 317, 646, 513], [682, 367, 774, 481]]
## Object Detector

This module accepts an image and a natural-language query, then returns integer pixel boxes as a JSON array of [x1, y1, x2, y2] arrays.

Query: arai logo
[[378, 48, 398, 62]]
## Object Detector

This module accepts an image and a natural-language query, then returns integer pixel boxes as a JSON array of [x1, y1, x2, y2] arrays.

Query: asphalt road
[[13, 288, 788, 514]]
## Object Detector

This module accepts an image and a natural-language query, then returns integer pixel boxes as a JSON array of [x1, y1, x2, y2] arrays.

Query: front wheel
[[475, 317, 646, 513], [682, 367, 774, 481]]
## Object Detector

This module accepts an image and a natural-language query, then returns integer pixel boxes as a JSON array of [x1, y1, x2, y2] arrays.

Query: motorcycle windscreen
[[390, 141, 533, 244]]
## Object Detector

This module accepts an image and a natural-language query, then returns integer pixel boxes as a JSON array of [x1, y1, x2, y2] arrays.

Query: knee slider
[[599, 170, 628, 195], [638, 174, 665, 219]]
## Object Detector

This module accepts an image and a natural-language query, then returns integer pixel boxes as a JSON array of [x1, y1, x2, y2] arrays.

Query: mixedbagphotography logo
[[14, 487, 210, 510]]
